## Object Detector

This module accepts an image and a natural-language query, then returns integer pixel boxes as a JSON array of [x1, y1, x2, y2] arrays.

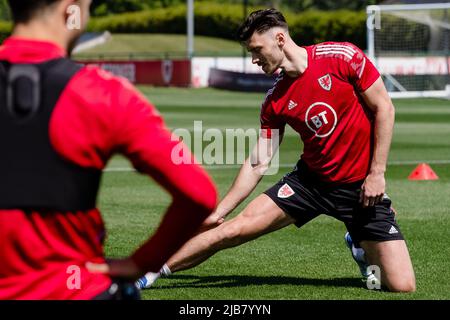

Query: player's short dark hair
[[7, 0, 61, 23], [237, 8, 288, 42]]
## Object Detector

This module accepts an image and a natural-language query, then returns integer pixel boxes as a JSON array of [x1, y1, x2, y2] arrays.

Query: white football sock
[[160, 264, 172, 277], [143, 271, 161, 288], [138, 264, 172, 289]]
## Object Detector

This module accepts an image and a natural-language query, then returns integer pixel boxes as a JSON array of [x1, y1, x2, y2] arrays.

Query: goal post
[[367, 2, 450, 99]]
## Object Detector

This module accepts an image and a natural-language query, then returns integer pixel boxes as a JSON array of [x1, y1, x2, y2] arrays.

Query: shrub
[[88, 5, 368, 48], [0, 20, 11, 43]]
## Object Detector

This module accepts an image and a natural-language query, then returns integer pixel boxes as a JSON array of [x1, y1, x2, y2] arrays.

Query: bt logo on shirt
[[305, 102, 338, 138]]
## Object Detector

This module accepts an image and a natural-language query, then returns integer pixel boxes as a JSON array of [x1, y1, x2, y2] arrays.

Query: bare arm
[[205, 130, 283, 227], [86, 84, 218, 279], [359, 77, 395, 207]]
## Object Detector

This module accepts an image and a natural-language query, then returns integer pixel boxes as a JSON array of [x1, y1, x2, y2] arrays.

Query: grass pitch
[[73, 34, 242, 59], [100, 88, 450, 300]]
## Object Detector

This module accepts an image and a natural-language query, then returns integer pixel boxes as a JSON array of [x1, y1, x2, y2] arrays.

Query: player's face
[[246, 29, 284, 75]]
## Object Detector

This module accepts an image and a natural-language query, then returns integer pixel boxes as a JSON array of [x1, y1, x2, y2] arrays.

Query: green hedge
[[88, 4, 368, 48], [288, 10, 367, 46], [88, 5, 188, 34], [0, 5, 368, 49], [0, 20, 11, 43]]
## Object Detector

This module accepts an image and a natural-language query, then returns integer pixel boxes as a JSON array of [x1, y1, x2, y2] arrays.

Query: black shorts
[[264, 161, 404, 245]]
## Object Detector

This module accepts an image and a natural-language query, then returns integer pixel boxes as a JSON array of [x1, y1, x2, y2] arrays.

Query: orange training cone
[[408, 163, 439, 181]]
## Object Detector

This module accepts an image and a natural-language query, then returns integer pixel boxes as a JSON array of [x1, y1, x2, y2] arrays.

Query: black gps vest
[[0, 58, 101, 212]]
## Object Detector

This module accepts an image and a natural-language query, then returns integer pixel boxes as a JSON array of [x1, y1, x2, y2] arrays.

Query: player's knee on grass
[[385, 274, 416, 293]]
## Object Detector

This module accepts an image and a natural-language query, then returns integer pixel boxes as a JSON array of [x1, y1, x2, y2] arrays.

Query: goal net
[[367, 3, 450, 98]]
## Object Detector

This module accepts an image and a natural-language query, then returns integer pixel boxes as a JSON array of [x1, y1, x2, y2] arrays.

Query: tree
[[88, 0, 384, 17], [91, 0, 184, 16], [0, 0, 11, 20], [199, 0, 380, 12]]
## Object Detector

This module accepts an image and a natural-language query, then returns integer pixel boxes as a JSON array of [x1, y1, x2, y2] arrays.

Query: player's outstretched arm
[[87, 82, 218, 280], [207, 131, 283, 227], [133, 131, 284, 289]]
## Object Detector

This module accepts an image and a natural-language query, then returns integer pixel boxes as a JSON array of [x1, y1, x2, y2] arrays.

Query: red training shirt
[[261, 42, 380, 183]]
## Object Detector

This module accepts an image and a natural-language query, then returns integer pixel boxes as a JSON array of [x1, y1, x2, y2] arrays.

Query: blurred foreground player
[[0, 0, 217, 299], [137, 8, 415, 292]]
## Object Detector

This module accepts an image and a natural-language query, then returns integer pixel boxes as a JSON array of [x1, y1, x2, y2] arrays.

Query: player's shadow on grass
[[155, 275, 363, 289]]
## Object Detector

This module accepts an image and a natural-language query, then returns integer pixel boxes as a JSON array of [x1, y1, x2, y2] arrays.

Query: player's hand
[[197, 209, 227, 233], [391, 206, 397, 215], [360, 172, 386, 207], [86, 257, 143, 280]]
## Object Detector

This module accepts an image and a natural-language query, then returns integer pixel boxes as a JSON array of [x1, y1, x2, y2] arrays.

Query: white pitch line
[[389, 160, 450, 165], [103, 159, 450, 172]]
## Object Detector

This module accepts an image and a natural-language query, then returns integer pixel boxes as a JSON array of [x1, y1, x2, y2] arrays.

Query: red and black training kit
[[0, 59, 101, 212]]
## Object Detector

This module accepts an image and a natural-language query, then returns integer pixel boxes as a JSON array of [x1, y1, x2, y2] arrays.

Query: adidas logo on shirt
[[388, 226, 399, 234], [288, 100, 298, 110]]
